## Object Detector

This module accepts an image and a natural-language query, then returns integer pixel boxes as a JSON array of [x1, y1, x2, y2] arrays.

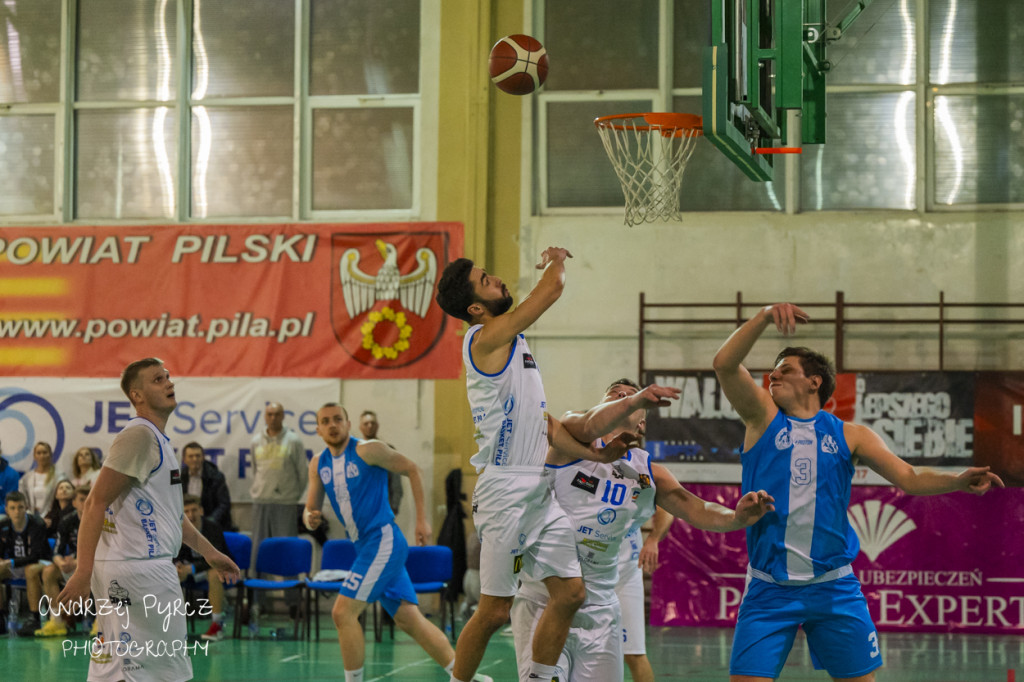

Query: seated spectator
[[0, 440, 21, 508], [0, 490, 53, 636], [175, 494, 231, 641], [69, 447, 102, 488], [19, 441, 63, 517], [36, 485, 89, 637], [180, 442, 234, 531], [44, 479, 78, 537]]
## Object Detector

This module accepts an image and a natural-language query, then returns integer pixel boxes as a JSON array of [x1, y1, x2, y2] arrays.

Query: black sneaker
[[18, 617, 41, 637]]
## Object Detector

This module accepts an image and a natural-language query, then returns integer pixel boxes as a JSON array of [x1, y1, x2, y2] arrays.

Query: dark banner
[[643, 371, 1007, 473]]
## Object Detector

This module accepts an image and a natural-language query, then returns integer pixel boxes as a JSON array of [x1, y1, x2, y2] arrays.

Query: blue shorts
[[729, 574, 883, 679], [339, 522, 418, 617]]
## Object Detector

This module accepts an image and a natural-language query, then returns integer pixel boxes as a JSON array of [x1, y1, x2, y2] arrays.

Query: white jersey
[[618, 526, 642, 579], [95, 418, 184, 562], [520, 448, 656, 606], [463, 324, 548, 472]]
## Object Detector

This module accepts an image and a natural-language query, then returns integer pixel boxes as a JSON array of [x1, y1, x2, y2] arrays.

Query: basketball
[[488, 34, 548, 96]]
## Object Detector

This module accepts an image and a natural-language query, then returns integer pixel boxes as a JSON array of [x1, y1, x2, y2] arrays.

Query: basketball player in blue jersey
[[713, 303, 1005, 682], [436, 248, 676, 682], [511, 378, 774, 682], [303, 403, 493, 682]]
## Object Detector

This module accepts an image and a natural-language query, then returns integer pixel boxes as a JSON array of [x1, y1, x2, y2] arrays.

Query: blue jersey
[[742, 410, 859, 582], [318, 438, 395, 543]]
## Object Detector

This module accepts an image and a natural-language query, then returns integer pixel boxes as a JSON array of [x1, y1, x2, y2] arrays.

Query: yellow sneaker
[[35, 619, 68, 637]]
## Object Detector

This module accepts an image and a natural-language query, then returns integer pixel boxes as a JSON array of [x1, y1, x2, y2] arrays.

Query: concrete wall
[[521, 211, 1024, 417]]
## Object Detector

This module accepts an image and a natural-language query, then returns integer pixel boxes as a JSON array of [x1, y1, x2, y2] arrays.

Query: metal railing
[[639, 291, 1024, 375]]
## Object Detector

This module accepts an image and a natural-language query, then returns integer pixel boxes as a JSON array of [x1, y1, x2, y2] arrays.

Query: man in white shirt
[[248, 401, 307, 615], [59, 357, 239, 682]]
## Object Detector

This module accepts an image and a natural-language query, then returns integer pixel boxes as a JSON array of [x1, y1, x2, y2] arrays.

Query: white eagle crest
[[339, 239, 438, 319], [847, 500, 917, 562]]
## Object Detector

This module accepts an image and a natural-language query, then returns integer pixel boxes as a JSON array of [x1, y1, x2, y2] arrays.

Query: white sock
[[444, 660, 455, 675], [344, 669, 364, 682], [212, 612, 224, 624], [528, 662, 557, 680]]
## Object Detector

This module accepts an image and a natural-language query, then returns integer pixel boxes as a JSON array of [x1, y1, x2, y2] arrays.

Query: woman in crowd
[[19, 441, 62, 517], [69, 447, 101, 488], [44, 479, 78, 537]]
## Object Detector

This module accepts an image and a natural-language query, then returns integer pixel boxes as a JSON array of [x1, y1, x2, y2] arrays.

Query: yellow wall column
[[433, 0, 526, 530]]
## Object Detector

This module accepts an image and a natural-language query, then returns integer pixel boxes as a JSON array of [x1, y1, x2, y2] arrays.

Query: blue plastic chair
[[184, 532, 250, 636], [221, 532, 252, 639], [406, 545, 456, 641], [244, 537, 311, 640], [305, 539, 357, 640]]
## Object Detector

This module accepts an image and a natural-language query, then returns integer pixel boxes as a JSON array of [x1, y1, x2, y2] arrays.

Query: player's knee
[[331, 598, 361, 626], [390, 605, 418, 632], [548, 577, 585, 612], [471, 600, 512, 632]]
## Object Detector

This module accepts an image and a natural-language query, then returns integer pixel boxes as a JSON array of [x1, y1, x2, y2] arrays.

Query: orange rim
[[594, 112, 703, 137], [753, 147, 802, 154]]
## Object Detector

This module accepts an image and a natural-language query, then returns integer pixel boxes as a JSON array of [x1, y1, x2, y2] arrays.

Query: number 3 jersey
[[742, 409, 859, 583], [519, 448, 657, 606]]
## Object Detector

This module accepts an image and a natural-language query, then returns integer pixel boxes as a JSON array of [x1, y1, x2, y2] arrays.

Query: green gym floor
[[5, 615, 1021, 681]]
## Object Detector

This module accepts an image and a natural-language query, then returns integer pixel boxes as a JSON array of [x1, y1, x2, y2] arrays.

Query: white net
[[595, 113, 702, 227]]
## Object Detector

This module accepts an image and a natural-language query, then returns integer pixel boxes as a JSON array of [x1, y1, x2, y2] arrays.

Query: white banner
[[0, 377, 340, 503]]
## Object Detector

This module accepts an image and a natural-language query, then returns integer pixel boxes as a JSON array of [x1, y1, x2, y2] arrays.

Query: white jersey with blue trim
[[520, 448, 656, 606], [95, 417, 184, 561], [618, 526, 643, 579], [463, 324, 548, 472], [742, 409, 859, 583]]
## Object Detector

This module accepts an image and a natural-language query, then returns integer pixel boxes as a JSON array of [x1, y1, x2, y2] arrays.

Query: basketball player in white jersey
[[511, 378, 774, 682], [617, 506, 671, 682], [59, 358, 240, 682], [436, 249, 677, 682]]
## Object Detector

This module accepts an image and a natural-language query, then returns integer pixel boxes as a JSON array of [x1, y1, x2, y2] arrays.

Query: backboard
[[703, 0, 832, 181]]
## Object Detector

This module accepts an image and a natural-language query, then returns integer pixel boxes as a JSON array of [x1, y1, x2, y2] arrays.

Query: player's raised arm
[[473, 247, 572, 358], [846, 422, 1005, 496], [651, 464, 774, 532], [546, 413, 638, 466], [713, 304, 808, 430], [560, 383, 679, 444]]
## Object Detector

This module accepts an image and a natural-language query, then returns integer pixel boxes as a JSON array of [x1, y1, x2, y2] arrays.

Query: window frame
[[0, 0, 438, 225]]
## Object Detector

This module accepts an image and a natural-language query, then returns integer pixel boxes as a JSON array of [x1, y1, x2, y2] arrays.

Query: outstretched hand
[[634, 383, 681, 409], [536, 246, 573, 270], [734, 490, 775, 527], [764, 303, 810, 336], [957, 466, 1005, 495]]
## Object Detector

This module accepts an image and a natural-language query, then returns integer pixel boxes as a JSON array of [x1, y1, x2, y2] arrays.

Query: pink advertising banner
[[651, 484, 1024, 634]]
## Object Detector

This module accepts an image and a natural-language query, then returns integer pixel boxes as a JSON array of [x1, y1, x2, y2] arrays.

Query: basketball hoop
[[594, 112, 703, 227]]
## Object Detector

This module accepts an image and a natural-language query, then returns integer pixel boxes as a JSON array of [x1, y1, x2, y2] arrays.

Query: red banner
[[0, 223, 463, 378]]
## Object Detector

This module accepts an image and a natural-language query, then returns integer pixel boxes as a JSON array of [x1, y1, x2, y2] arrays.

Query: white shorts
[[511, 594, 623, 682], [615, 561, 647, 655], [473, 469, 581, 597], [88, 558, 193, 682]]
